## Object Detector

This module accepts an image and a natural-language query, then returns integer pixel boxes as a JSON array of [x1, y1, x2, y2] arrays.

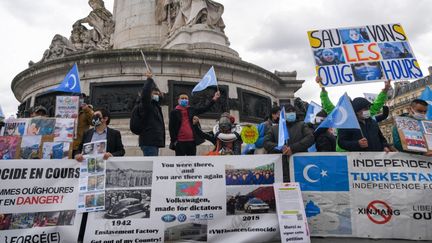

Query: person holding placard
[[392, 99, 429, 155], [75, 108, 125, 161]]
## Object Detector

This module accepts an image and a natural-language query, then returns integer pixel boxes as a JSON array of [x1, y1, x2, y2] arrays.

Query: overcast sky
[[1, 0, 431, 117]]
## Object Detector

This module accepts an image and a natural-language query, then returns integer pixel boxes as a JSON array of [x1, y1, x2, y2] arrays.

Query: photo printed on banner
[[106, 161, 153, 189], [226, 186, 275, 216], [102, 189, 152, 220]]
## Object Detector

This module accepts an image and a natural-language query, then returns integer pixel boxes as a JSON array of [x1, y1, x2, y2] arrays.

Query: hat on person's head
[[351, 97, 371, 113], [284, 104, 297, 113], [34, 105, 48, 115]]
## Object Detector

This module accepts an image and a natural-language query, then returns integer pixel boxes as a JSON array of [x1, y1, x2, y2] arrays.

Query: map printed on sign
[[308, 23, 423, 87]]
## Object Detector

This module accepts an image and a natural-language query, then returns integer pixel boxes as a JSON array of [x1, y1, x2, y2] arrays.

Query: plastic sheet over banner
[[84, 155, 283, 243], [290, 152, 432, 241]]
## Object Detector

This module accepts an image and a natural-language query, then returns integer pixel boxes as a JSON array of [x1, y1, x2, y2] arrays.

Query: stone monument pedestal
[[162, 25, 239, 59]]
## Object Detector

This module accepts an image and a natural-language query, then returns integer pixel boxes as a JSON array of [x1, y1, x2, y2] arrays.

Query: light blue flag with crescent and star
[[192, 66, 218, 93], [316, 93, 360, 130], [276, 106, 289, 150], [419, 86, 432, 120], [52, 64, 81, 93], [304, 101, 322, 124]]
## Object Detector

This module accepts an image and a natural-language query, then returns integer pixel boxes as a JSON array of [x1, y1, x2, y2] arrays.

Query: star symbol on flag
[[320, 170, 328, 177]]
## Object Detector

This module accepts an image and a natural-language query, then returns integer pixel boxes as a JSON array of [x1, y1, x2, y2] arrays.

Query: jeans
[[140, 146, 159, 156]]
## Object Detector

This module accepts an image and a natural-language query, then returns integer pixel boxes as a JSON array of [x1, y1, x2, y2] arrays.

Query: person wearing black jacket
[[138, 72, 165, 156], [313, 110, 336, 152], [169, 91, 220, 156], [264, 104, 315, 155], [75, 108, 125, 161], [338, 97, 390, 152]]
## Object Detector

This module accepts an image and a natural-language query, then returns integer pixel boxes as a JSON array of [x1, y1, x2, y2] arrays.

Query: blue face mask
[[179, 99, 189, 107], [285, 112, 296, 122]]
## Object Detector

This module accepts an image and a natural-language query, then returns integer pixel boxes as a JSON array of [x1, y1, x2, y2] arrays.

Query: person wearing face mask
[[137, 72, 165, 156], [75, 108, 125, 161], [392, 99, 428, 154], [194, 113, 243, 155], [263, 104, 314, 155], [169, 91, 221, 156], [338, 97, 390, 152], [316, 77, 391, 152], [254, 106, 280, 154], [313, 110, 336, 152]]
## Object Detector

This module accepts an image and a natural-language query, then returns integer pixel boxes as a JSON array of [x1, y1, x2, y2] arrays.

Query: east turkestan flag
[[192, 66, 218, 93], [52, 63, 81, 93]]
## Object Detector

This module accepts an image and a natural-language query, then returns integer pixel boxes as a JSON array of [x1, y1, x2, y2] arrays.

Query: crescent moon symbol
[[334, 107, 348, 126], [303, 164, 320, 183], [69, 74, 77, 90]]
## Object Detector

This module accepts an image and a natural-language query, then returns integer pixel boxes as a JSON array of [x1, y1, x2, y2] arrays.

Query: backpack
[[130, 103, 145, 135]]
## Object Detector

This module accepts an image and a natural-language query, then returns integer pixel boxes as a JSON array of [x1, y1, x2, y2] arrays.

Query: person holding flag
[[263, 104, 314, 155], [192, 66, 218, 93], [169, 92, 220, 155], [335, 96, 390, 152], [313, 109, 336, 152], [316, 76, 391, 152]]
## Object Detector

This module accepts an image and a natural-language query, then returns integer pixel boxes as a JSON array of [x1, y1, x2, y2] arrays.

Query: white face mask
[[152, 95, 159, 102], [412, 109, 426, 120], [362, 110, 371, 119], [315, 116, 325, 124]]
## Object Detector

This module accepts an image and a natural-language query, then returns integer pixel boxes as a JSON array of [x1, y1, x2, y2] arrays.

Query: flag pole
[[140, 50, 151, 73]]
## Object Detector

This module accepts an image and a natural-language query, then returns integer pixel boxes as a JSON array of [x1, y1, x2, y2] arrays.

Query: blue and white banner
[[290, 152, 432, 241]]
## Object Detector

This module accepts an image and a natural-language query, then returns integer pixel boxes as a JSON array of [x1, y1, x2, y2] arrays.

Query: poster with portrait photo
[[54, 118, 75, 142], [78, 154, 106, 213], [3, 118, 28, 136], [82, 140, 106, 156], [26, 118, 56, 136], [395, 116, 428, 152]]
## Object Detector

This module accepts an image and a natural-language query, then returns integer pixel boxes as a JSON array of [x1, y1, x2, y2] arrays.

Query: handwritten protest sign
[[308, 23, 423, 87]]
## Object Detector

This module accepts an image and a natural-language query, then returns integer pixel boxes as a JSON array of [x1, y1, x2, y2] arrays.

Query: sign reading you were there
[[308, 23, 423, 87]]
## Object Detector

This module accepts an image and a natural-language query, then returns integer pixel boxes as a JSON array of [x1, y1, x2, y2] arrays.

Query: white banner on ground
[[290, 152, 432, 241], [0, 159, 82, 243], [84, 155, 283, 243]]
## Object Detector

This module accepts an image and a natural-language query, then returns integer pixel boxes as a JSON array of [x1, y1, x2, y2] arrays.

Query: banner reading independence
[[290, 152, 432, 241], [308, 23, 423, 87], [85, 155, 283, 243], [0, 159, 82, 243]]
